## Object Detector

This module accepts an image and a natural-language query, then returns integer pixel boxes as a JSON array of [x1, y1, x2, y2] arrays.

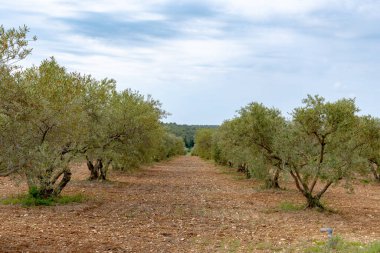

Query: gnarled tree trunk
[[26, 166, 72, 198], [86, 156, 98, 180], [86, 157, 111, 181]]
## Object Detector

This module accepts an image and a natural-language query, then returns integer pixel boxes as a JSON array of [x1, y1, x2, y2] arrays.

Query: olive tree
[[212, 119, 255, 178], [80, 76, 117, 180], [357, 116, 380, 182], [155, 132, 186, 161], [277, 95, 361, 209], [193, 128, 215, 159], [84, 89, 167, 180], [237, 102, 286, 188], [0, 58, 88, 197]]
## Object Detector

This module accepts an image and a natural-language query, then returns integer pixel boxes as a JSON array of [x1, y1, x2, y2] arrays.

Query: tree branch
[[316, 181, 333, 199]]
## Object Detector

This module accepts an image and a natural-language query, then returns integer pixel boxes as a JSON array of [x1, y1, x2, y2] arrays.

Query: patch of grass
[[1, 192, 86, 207], [278, 201, 304, 212], [219, 239, 241, 253], [361, 179, 371, 184], [304, 237, 380, 253], [254, 242, 283, 252]]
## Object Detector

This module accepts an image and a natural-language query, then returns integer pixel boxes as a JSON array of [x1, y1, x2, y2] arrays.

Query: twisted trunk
[[86, 157, 111, 181], [26, 166, 72, 198]]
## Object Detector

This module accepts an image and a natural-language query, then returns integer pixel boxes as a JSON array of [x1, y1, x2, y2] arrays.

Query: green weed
[[1, 189, 86, 207], [278, 201, 304, 212], [304, 237, 380, 253]]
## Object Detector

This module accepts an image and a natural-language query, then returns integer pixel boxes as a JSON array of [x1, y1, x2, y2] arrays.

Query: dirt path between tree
[[0, 156, 379, 252]]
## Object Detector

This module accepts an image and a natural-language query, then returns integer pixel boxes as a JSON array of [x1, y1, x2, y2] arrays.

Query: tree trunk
[[289, 169, 332, 210], [38, 187, 54, 199], [99, 159, 111, 181], [94, 158, 103, 179], [305, 194, 324, 209], [237, 163, 250, 178], [272, 167, 280, 188], [266, 167, 281, 189], [86, 157, 110, 181], [86, 156, 98, 180], [53, 169, 72, 196], [27, 167, 72, 199], [370, 162, 380, 182]]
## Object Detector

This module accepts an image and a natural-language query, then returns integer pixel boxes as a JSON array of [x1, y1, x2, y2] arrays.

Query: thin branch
[[0, 165, 20, 177], [310, 140, 325, 192], [289, 169, 305, 194], [316, 181, 333, 199]]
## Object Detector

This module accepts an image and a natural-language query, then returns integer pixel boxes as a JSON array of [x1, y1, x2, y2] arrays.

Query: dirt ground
[[0, 156, 379, 252]]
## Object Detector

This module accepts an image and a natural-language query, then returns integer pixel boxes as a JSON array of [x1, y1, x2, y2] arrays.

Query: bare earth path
[[0, 156, 379, 252]]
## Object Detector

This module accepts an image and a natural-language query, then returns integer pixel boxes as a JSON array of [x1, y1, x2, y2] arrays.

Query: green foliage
[[1, 187, 85, 207], [165, 123, 218, 149], [195, 95, 376, 209], [85, 88, 168, 173], [304, 237, 380, 253], [0, 24, 36, 66], [192, 128, 215, 159], [356, 116, 380, 181], [0, 57, 87, 196], [277, 95, 362, 208], [278, 201, 304, 212], [209, 103, 285, 185], [0, 25, 185, 195], [155, 132, 186, 161]]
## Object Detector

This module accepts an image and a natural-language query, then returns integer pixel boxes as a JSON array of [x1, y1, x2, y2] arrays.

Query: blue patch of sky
[[55, 2, 222, 44], [57, 12, 178, 44]]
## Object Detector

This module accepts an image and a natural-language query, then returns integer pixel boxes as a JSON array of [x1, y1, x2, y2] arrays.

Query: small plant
[[220, 239, 241, 253], [278, 201, 304, 212], [304, 237, 380, 253], [361, 179, 370, 184]]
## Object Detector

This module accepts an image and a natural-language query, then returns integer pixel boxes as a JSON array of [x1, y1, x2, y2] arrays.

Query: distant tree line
[[165, 123, 218, 149], [0, 25, 185, 198], [193, 95, 380, 210]]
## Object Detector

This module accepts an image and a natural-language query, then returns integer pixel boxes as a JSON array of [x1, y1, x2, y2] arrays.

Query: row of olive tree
[[0, 25, 185, 198], [193, 95, 380, 209]]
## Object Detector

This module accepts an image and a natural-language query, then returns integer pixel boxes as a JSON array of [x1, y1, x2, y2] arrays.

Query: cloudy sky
[[2, 1, 380, 124]]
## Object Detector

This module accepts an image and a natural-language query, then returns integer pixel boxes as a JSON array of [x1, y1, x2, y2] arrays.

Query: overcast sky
[[2, 1, 380, 124]]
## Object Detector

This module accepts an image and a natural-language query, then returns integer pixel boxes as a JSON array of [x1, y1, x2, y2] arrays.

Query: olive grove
[[0, 25, 185, 198], [194, 95, 380, 209]]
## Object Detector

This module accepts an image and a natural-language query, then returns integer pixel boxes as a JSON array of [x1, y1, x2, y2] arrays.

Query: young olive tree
[[155, 132, 186, 161], [277, 95, 361, 209], [212, 119, 255, 178], [0, 58, 88, 197], [84, 89, 167, 180], [193, 128, 215, 159], [212, 119, 240, 166], [80, 76, 117, 180], [357, 116, 380, 182], [236, 103, 286, 188]]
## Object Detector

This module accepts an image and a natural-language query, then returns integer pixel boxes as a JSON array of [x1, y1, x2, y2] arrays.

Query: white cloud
[[3, 0, 380, 124]]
